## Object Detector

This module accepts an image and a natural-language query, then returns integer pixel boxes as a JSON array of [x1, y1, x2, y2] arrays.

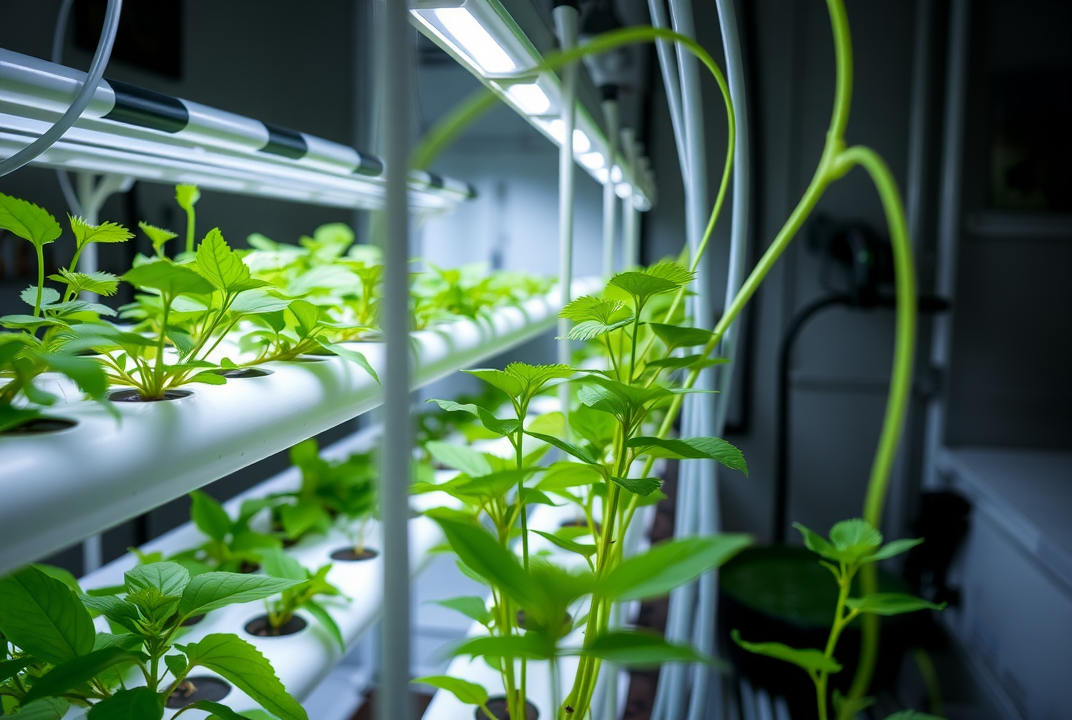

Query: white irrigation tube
[[646, 0, 689, 181], [553, 1, 580, 420], [379, 0, 413, 718], [0, 0, 121, 177], [621, 129, 641, 267]]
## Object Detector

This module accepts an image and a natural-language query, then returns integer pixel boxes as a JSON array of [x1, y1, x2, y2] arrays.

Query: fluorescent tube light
[[506, 83, 551, 115], [433, 7, 517, 74], [611, 165, 623, 183], [615, 183, 632, 199], [546, 119, 590, 153]]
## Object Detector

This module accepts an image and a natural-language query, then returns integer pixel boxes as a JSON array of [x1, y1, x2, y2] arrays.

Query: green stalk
[[151, 298, 172, 398], [32, 245, 45, 317], [184, 206, 196, 255]]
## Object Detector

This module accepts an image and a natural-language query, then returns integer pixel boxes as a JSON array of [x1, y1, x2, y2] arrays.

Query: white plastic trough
[[0, 278, 601, 576]]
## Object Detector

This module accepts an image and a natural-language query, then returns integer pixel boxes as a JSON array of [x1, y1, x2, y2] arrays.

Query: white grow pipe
[[646, 0, 690, 181], [602, 94, 620, 278], [553, 1, 580, 418]]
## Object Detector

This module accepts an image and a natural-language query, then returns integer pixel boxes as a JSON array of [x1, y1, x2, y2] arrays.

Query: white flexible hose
[[0, 0, 123, 178], [52, 0, 84, 216]]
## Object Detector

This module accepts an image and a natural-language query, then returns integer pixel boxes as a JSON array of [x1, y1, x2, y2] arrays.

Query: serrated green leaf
[[86, 686, 163, 720], [316, 340, 380, 384], [22, 647, 140, 705], [122, 261, 214, 297], [793, 522, 840, 562], [608, 271, 681, 309], [845, 593, 946, 616], [426, 398, 520, 437], [466, 363, 573, 406], [0, 566, 95, 665], [175, 184, 200, 211], [645, 260, 695, 286], [80, 595, 141, 634], [731, 630, 842, 675], [178, 634, 307, 720], [612, 476, 662, 497], [626, 436, 748, 475], [21, 285, 59, 308], [41, 353, 108, 398], [830, 519, 884, 556], [139, 221, 177, 257], [11, 698, 69, 720], [412, 675, 488, 707], [196, 228, 254, 293], [647, 323, 718, 352], [69, 216, 132, 249], [578, 630, 713, 667], [601, 534, 752, 602], [229, 289, 291, 315], [125, 562, 190, 597], [559, 295, 626, 324], [179, 573, 302, 618], [0, 193, 62, 248]]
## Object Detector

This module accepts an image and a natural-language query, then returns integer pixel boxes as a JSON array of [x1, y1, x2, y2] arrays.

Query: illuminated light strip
[[434, 7, 518, 74]]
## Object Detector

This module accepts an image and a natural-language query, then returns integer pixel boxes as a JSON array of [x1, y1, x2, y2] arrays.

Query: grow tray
[[0, 277, 601, 577]]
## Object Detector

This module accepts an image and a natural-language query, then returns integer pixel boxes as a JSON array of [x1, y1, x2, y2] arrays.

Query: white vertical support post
[[553, 0, 579, 411], [601, 93, 620, 278], [923, 0, 969, 491], [646, 0, 689, 180], [378, 1, 413, 719], [621, 129, 641, 268]]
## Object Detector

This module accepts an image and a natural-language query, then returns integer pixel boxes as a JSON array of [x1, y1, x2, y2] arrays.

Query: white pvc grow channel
[[0, 278, 600, 577]]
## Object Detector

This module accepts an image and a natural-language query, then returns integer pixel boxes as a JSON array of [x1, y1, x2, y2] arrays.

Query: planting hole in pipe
[[245, 614, 308, 637], [165, 676, 231, 709], [330, 547, 379, 561], [290, 355, 329, 363], [181, 613, 206, 627], [1, 417, 77, 435], [480, 697, 539, 720], [109, 389, 193, 403], [216, 367, 274, 379]]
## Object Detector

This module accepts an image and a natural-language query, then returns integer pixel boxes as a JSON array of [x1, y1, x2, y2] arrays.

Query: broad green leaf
[[426, 509, 541, 610], [122, 261, 214, 297], [647, 323, 717, 351], [69, 216, 132, 249], [793, 522, 839, 562], [0, 314, 63, 330], [578, 630, 713, 667], [316, 340, 380, 385], [731, 630, 842, 675], [80, 595, 141, 634], [259, 548, 308, 582], [229, 289, 291, 315], [0, 193, 62, 248], [426, 398, 520, 437], [845, 593, 945, 616], [0, 656, 33, 683], [0, 566, 95, 665], [304, 599, 345, 651], [570, 404, 616, 449], [430, 596, 492, 626], [278, 500, 325, 540], [449, 633, 553, 661], [22, 647, 139, 705], [196, 228, 257, 293], [21, 285, 60, 308], [190, 490, 232, 542], [627, 437, 748, 475], [176, 184, 200, 212], [645, 261, 695, 286], [10, 698, 69, 720], [287, 299, 321, 339], [86, 687, 163, 720], [125, 562, 190, 597], [601, 534, 752, 602], [139, 221, 177, 256], [164, 652, 188, 681], [190, 371, 228, 386], [41, 353, 108, 398], [179, 573, 302, 618], [576, 376, 672, 422], [183, 700, 254, 720], [612, 476, 662, 497], [868, 537, 925, 562], [830, 519, 884, 557], [538, 461, 602, 492], [412, 675, 489, 707], [533, 529, 596, 558], [426, 441, 494, 477], [608, 271, 680, 309], [566, 317, 634, 342], [178, 634, 308, 720], [525, 431, 600, 465], [466, 363, 573, 405]]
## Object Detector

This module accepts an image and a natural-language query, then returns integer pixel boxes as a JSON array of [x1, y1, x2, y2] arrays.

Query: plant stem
[[151, 297, 171, 397], [184, 207, 195, 255], [33, 245, 45, 317]]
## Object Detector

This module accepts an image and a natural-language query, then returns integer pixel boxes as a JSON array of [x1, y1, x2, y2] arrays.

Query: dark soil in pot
[[181, 613, 206, 627], [239, 560, 261, 574], [331, 547, 379, 562], [165, 676, 231, 708], [245, 614, 307, 637], [216, 367, 274, 379], [290, 355, 329, 363], [718, 545, 926, 720], [1, 417, 77, 435], [109, 389, 193, 402], [480, 697, 539, 720]]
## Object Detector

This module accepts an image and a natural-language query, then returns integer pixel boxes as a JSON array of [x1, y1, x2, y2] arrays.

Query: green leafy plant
[[257, 549, 347, 651], [0, 194, 127, 431], [175, 184, 200, 255], [0, 562, 307, 720], [164, 491, 282, 575], [733, 520, 945, 720]]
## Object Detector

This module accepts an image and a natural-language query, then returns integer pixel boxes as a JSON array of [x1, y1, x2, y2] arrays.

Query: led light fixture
[[579, 152, 605, 170], [505, 82, 552, 115], [542, 119, 591, 153], [411, 2, 538, 78], [433, 8, 516, 73]]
